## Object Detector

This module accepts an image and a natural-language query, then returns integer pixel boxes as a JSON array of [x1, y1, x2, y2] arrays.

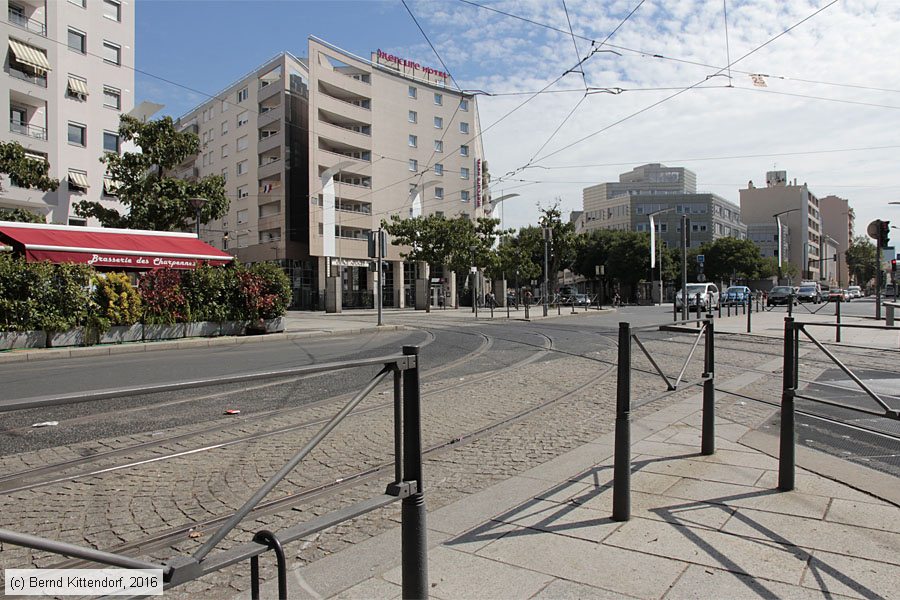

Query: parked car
[[675, 283, 719, 311], [572, 293, 590, 306], [847, 285, 862, 299], [827, 288, 851, 302], [796, 285, 822, 304], [722, 286, 751, 305], [767, 286, 797, 306]]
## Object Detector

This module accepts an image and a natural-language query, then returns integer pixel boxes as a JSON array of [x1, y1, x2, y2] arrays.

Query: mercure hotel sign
[[374, 49, 448, 81]]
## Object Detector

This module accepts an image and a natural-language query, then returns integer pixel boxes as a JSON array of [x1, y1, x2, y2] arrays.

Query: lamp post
[[648, 207, 675, 306], [188, 197, 207, 238], [773, 208, 800, 283], [542, 227, 552, 317], [488, 193, 520, 306], [469, 245, 478, 317]]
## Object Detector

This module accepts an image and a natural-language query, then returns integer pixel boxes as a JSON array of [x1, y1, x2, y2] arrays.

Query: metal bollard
[[673, 300, 678, 322], [747, 296, 752, 333], [727, 303, 731, 318], [571, 297, 577, 314], [778, 319, 796, 491], [835, 298, 841, 343], [788, 294, 794, 317], [506, 299, 510, 319], [695, 293, 701, 327], [557, 298, 561, 315], [401, 346, 429, 598], [701, 316, 715, 456], [250, 530, 287, 600], [717, 301, 721, 319], [612, 322, 631, 521], [490, 302, 494, 319]]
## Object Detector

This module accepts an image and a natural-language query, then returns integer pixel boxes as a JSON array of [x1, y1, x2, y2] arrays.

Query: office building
[[1, 0, 134, 224], [739, 171, 823, 280], [179, 37, 489, 309]]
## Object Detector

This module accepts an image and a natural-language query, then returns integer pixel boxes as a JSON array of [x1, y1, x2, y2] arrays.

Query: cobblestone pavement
[[0, 329, 885, 597]]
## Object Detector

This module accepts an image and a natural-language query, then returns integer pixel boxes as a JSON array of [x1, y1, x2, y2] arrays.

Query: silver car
[[675, 283, 719, 311]]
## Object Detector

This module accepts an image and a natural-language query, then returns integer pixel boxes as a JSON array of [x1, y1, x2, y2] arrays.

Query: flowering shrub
[[138, 268, 187, 325], [93, 272, 142, 326]]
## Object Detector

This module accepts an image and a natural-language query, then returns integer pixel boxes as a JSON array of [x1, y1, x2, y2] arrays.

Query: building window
[[459, 122, 469, 134], [221, 121, 228, 135], [409, 159, 417, 172], [408, 110, 417, 123], [221, 144, 229, 158], [408, 86, 417, 99], [221, 167, 228, 182], [102, 41, 121, 65], [460, 145, 469, 157], [237, 135, 248, 152], [237, 185, 249, 199], [434, 116, 443, 129], [66, 75, 88, 101], [460, 98, 469, 111], [67, 170, 88, 192], [236, 160, 248, 175], [103, 0, 121, 21], [460, 167, 469, 180], [103, 131, 119, 153], [68, 0, 86, 7], [408, 134, 417, 147], [67, 28, 86, 53], [434, 187, 444, 199], [237, 111, 249, 127], [237, 208, 248, 224], [102, 86, 121, 109], [434, 163, 443, 176], [67, 122, 86, 146], [237, 87, 248, 102], [434, 140, 443, 152], [461, 190, 470, 202], [434, 92, 442, 106]]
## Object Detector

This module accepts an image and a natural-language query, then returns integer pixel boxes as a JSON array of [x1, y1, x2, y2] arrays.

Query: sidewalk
[[252, 375, 900, 599]]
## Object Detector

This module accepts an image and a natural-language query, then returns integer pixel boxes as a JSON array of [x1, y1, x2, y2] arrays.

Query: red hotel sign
[[375, 49, 448, 80]]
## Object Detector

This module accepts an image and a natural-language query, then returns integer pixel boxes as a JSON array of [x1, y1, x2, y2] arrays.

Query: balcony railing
[[9, 120, 47, 140], [8, 66, 46, 88], [8, 10, 46, 36]]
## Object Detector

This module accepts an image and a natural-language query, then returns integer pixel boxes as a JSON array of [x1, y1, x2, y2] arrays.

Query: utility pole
[[681, 215, 688, 320], [542, 227, 552, 317]]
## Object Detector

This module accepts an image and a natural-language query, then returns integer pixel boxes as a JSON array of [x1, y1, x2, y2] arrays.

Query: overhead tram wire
[[723, 0, 733, 86], [561, 0, 587, 89], [521, 0, 841, 170], [454, 0, 900, 96]]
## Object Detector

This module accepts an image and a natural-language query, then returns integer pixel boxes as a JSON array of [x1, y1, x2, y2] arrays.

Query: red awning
[[0, 222, 234, 270]]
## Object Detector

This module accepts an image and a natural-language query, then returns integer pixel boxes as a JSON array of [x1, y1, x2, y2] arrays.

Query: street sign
[[697, 273, 706, 282], [868, 220, 881, 241], [696, 254, 705, 264]]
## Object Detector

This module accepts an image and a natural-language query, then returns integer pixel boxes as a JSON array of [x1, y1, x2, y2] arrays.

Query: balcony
[[319, 120, 372, 149], [8, 64, 46, 88], [10, 119, 46, 140], [317, 65, 372, 97], [257, 130, 281, 155], [257, 80, 281, 103], [8, 9, 45, 36], [257, 103, 283, 129], [257, 153, 283, 180]]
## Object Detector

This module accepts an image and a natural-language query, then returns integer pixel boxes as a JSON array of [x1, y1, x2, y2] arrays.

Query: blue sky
[[135, 1, 900, 235]]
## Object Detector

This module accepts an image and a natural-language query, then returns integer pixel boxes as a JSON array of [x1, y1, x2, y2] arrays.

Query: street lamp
[[648, 207, 675, 306], [773, 209, 800, 283], [188, 197, 207, 238], [542, 227, 552, 317], [469, 245, 478, 317]]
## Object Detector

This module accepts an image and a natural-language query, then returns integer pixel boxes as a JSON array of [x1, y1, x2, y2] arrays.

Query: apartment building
[[182, 37, 489, 310], [739, 171, 823, 280], [1, 0, 133, 224], [819, 195, 854, 286]]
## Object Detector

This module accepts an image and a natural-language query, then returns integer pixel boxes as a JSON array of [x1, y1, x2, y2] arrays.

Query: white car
[[847, 285, 862, 299], [675, 283, 720, 311]]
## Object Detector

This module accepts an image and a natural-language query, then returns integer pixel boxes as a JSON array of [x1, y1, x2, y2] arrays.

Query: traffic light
[[893, 259, 897, 273], [880, 220, 891, 247]]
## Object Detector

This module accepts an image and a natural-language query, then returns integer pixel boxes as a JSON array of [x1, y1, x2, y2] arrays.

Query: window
[[434, 187, 444, 199], [103, 0, 121, 21], [102, 41, 121, 65], [67, 170, 88, 192], [221, 121, 228, 135], [408, 86, 417, 99], [408, 159, 418, 172], [102, 87, 121, 109], [66, 75, 88, 101], [461, 190, 470, 202], [236, 160, 248, 175], [408, 110, 417, 123], [237, 87, 248, 102], [221, 100, 229, 112], [434, 163, 443, 176], [103, 131, 119, 153], [68, 0, 85, 7], [236, 135, 248, 152], [434, 140, 443, 152], [460, 167, 469, 180], [434, 92, 442, 106], [460, 98, 469, 111], [237, 185, 249, 199], [221, 144, 229, 158], [459, 122, 469, 134], [237, 208, 248, 223], [67, 122, 86, 146], [221, 167, 228, 182], [434, 116, 443, 129], [237, 111, 249, 127], [67, 28, 86, 53], [408, 134, 417, 147], [460, 145, 469, 157]]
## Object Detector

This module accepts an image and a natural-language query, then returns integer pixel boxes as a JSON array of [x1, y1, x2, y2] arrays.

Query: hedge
[[0, 255, 291, 331]]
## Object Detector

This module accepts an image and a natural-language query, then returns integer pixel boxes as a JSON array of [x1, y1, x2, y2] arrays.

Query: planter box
[[47, 327, 86, 348], [143, 323, 187, 341], [100, 324, 143, 345], [265, 317, 285, 333], [184, 321, 220, 338], [0, 330, 47, 350], [219, 321, 245, 336]]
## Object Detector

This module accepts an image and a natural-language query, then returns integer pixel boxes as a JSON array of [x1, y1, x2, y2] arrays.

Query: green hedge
[[0, 255, 291, 331]]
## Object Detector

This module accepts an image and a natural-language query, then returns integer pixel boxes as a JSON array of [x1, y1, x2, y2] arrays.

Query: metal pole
[[681, 215, 688, 321], [543, 238, 549, 317], [612, 322, 632, 521], [401, 345, 428, 599], [695, 292, 701, 328], [701, 316, 715, 455], [835, 297, 842, 343], [747, 296, 752, 333], [788, 294, 794, 317], [377, 229, 383, 327], [778, 318, 796, 491]]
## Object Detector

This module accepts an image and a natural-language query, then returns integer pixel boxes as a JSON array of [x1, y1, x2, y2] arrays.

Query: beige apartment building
[[181, 37, 489, 310], [739, 171, 823, 281], [819, 195, 854, 286], [1, 0, 133, 224]]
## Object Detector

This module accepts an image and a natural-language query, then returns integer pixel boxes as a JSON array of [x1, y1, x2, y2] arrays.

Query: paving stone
[[662, 478, 830, 520], [824, 498, 900, 534], [488, 498, 624, 543], [332, 576, 401, 600], [531, 578, 637, 599], [665, 563, 859, 600], [571, 490, 735, 531], [639, 457, 765, 487], [800, 549, 899, 600]]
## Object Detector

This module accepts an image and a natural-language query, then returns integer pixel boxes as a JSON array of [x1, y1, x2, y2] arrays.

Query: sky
[[135, 0, 900, 238]]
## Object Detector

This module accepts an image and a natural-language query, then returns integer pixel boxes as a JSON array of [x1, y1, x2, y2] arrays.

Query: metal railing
[[9, 119, 47, 140], [613, 316, 716, 521], [777, 318, 900, 491], [8, 65, 47, 87], [0, 345, 430, 598], [8, 9, 46, 35]]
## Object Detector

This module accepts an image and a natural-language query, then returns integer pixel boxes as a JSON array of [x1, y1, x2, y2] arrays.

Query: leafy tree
[[606, 231, 652, 292], [533, 202, 577, 292], [0, 207, 45, 223], [0, 141, 58, 195], [845, 235, 877, 287], [700, 237, 764, 283], [491, 234, 541, 284], [757, 256, 799, 280], [74, 115, 227, 231]]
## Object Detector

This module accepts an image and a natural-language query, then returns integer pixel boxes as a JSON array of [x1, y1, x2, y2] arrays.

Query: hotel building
[[1, 0, 133, 224], [178, 37, 489, 309]]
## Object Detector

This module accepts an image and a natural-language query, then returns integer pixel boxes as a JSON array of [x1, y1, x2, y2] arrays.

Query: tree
[[845, 235, 877, 287], [758, 256, 798, 280], [0, 140, 58, 196], [74, 115, 227, 231], [536, 202, 577, 292], [0, 207, 45, 223], [700, 237, 764, 283]]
